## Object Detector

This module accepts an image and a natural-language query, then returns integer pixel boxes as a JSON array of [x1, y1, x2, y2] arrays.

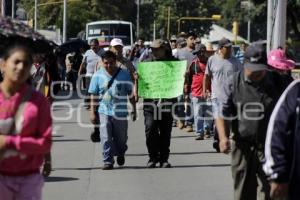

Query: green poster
[[137, 60, 187, 98]]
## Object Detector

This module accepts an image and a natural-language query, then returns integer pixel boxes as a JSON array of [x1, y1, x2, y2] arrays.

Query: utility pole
[[247, 0, 251, 42], [241, 1, 251, 42], [12, 0, 15, 18], [63, 0, 67, 42], [272, 0, 287, 50], [136, 0, 140, 39], [1, 0, 5, 17], [153, 20, 156, 40], [267, 0, 274, 53], [167, 6, 170, 40], [34, 0, 37, 31]]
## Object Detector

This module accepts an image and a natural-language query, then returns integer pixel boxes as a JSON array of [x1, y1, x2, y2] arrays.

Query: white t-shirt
[[82, 49, 104, 76]]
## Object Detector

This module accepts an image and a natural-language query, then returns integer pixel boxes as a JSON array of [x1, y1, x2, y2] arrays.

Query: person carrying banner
[[141, 39, 177, 168]]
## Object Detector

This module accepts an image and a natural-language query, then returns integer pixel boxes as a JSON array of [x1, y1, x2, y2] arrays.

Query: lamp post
[[34, 0, 37, 31], [153, 20, 156, 40], [136, 0, 140, 39], [1, 0, 5, 16], [247, 0, 251, 42], [63, 0, 67, 42], [272, 0, 287, 50], [267, 0, 274, 53], [241, 0, 252, 42], [12, 0, 15, 18], [167, 6, 170, 39]]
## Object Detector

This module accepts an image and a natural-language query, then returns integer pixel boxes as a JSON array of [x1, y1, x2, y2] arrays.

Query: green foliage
[[18, 0, 300, 42]]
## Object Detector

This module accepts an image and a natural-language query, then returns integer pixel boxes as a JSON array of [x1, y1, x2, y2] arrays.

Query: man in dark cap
[[185, 44, 213, 140], [215, 43, 291, 200], [203, 38, 242, 151]]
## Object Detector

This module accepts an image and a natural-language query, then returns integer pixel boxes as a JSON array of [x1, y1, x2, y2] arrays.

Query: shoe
[[177, 121, 184, 129], [147, 160, 157, 168], [204, 130, 211, 139], [184, 125, 194, 132], [195, 135, 204, 140], [102, 164, 114, 170], [160, 161, 171, 168], [213, 140, 220, 153], [90, 131, 100, 143], [117, 156, 125, 166], [172, 120, 177, 127]]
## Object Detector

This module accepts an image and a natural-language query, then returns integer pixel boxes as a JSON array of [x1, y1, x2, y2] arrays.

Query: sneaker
[[147, 160, 157, 168], [172, 120, 177, 127], [213, 140, 220, 153], [177, 121, 185, 129], [195, 135, 204, 140], [90, 131, 100, 143], [117, 156, 125, 166], [102, 164, 114, 170], [204, 130, 211, 139], [184, 125, 194, 132], [160, 161, 171, 168]]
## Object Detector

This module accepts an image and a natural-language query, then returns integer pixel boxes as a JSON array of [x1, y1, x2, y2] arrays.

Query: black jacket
[[221, 70, 291, 145], [264, 80, 300, 200]]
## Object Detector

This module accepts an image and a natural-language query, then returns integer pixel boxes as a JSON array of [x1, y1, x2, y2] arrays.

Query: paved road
[[43, 92, 233, 200]]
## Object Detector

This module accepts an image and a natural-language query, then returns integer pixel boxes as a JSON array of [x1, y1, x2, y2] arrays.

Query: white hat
[[110, 38, 124, 47]]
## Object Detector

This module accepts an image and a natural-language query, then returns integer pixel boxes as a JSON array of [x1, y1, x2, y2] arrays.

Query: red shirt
[[185, 58, 210, 97]]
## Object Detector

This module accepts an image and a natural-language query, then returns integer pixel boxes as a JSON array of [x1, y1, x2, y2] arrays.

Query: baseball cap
[[192, 43, 206, 55], [244, 43, 268, 71], [267, 48, 295, 71], [186, 31, 197, 38], [218, 38, 232, 48], [150, 39, 164, 48], [170, 35, 177, 41], [110, 38, 124, 47]]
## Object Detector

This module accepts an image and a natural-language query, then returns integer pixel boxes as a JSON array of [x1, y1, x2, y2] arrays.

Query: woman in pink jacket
[[0, 43, 52, 200]]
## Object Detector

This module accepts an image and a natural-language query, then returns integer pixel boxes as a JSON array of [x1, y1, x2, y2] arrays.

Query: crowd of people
[[1, 20, 300, 199]]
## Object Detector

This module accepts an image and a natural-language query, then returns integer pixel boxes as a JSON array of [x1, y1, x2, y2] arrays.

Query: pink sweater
[[0, 84, 52, 176]]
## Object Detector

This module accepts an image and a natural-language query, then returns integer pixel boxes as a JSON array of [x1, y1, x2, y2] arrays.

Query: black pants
[[144, 109, 173, 163], [231, 141, 270, 200]]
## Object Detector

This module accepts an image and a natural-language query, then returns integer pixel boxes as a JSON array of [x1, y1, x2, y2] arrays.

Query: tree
[[19, 0, 136, 38], [139, 0, 221, 40], [18, 0, 300, 43]]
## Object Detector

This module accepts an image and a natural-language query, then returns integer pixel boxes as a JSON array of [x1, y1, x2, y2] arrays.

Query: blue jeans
[[99, 114, 128, 165], [192, 96, 213, 136], [211, 98, 221, 141], [185, 94, 194, 126]]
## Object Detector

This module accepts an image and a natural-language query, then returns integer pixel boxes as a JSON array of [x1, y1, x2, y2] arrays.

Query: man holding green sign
[[138, 39, 186, 168]]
